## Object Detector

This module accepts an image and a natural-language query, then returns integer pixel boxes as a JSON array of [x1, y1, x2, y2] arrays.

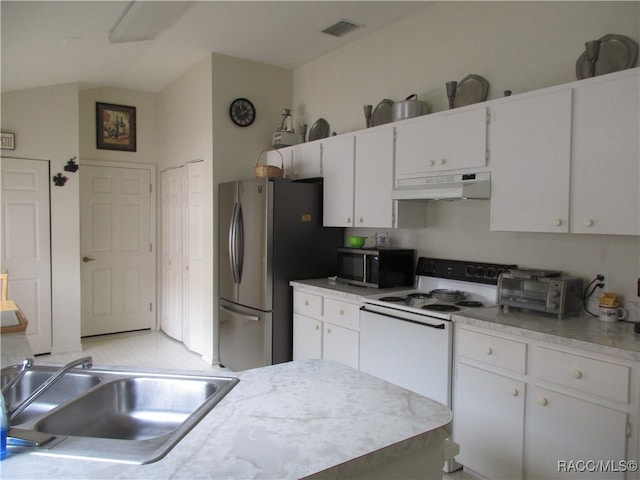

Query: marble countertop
[[1, 353, 452, 479], [290, 278, 402, 301], [454, 307, 640, 361]]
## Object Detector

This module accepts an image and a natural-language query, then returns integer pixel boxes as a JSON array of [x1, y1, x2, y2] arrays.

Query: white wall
[[211, 52, 293, 183], [158, 55, 214, 362], [79, 87, 159, 166], [0, 83, 82, 354], [293, 1, 640, 303]]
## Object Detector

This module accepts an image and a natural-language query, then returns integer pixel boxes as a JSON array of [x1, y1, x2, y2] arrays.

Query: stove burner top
[[378, 296, 406, 302], [407, 292, 431, 299], [455, 300, 485, 308], [422, 304, 461, 313]]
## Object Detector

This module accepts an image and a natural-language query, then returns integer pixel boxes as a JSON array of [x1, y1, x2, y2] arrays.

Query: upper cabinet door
[[489, 90, 572, 233], [571, 70, 639, 235], [354, 128, 395, 228], [322, 135, 355, 227], [395, 107, 487, 179], [292, 141, 322, 179]]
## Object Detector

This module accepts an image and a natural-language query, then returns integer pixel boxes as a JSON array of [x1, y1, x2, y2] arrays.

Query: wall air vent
[[321, 20, 362, 37]]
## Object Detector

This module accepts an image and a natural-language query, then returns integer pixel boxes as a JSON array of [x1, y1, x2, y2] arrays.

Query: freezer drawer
[[218, 299, 272, 371]]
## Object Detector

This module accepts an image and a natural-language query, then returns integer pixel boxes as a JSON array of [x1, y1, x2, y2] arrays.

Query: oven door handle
[[360, 306, 446, 329]]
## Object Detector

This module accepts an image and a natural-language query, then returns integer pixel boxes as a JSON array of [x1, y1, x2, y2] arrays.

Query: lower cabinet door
[[323, 322, 359, 370], [292, 314, 322, 361], [454, 362, 525, 479], [525, 386, 628, 479]]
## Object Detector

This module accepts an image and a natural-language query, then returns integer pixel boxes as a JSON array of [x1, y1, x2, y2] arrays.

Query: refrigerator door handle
[[236, 203, 244, 283], [219, 305, 260, 322], [229, 202, 245, 285]]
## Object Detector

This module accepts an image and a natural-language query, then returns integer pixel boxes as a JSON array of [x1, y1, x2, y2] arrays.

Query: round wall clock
[[229, 98, 256, 127]]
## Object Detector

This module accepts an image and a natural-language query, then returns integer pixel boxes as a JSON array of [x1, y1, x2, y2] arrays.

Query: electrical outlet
[[595, 272, 608, 296]]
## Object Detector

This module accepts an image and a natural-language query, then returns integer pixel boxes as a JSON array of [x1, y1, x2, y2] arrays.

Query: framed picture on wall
[[96, 102, 137, 152]]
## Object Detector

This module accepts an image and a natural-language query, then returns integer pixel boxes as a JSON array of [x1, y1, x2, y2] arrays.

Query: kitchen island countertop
[[1, 351, 452, 479], [454, 307, 640, 361]]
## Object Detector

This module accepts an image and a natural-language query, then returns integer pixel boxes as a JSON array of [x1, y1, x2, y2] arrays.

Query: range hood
[[391, 172, 491, 200]]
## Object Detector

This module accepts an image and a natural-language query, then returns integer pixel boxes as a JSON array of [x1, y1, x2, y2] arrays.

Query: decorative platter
[[371, 99, 394, 126], [453, 74, 490, 108], [308, 118, 330, 141], [575, 34, 638, 79]]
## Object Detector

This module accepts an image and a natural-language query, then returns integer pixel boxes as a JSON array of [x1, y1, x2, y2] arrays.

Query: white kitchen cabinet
[[454, 323, 637, 480], [395, 107, 487, 180], [291, 141, 322, 179], [265, 146, 292, 174], [265, 142, 322, 180], [525, 386, 628, 479], [455, 363, 525, 480], [292, 313, 322, 360], [353, 128, 395, 228], [489, 89, 572, 233], [454, 327, 527, 479], [292, 287, 361, 370], [571, 69, 640, 235], [323, 322, 359, 370], [322, 134, 355, 227], [322, 128, 404, 229]]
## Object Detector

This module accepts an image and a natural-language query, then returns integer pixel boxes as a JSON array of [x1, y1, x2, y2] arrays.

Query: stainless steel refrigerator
[[218, 178, 343, 371]]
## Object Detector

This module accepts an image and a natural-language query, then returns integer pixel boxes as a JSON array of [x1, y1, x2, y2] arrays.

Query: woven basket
[[254, 149, 284, 178]]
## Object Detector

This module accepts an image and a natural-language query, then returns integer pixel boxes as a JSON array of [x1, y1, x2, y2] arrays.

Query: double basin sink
[[1, 363, 239, 464]]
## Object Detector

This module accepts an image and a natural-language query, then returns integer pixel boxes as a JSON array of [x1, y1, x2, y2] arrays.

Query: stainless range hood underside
[[391, 172, 491, 200]]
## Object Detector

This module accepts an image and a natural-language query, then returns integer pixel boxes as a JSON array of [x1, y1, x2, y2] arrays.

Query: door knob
[[82, 256, 95, 263]]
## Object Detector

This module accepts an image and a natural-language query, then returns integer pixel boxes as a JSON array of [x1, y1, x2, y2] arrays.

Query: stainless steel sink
[[1, 366, 101, 424], [3, 365, 239, 464]]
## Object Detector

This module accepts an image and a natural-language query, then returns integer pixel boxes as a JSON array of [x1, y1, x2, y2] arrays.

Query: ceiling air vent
[[321, 20, 362, 37]]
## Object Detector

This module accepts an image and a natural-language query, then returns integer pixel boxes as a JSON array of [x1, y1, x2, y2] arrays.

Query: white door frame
[[80, 159, 157, 332]]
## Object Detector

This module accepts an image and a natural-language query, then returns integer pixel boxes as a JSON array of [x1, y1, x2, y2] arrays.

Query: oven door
[[359, 304, 452, 407]]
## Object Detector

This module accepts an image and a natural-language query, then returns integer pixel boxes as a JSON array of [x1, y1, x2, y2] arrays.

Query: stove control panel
[[416, 257, 518, 285]]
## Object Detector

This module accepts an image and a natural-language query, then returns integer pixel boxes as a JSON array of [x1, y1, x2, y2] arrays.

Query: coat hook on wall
[[64, 157, 78, 172], [52, 173, 68, 186]]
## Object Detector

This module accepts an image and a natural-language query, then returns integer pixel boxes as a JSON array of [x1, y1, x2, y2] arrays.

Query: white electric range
[[359, 257, 516, 405], [359, 257, 517, 472]]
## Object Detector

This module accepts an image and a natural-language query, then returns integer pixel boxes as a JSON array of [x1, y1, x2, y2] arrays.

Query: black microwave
[[337, 248, 415, 288]]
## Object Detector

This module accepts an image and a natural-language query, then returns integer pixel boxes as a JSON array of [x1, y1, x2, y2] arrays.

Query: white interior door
[[185, 161, 205, 353], [80, 164, 154, 337], [160, 161, 205, 354], [160, 166, 184, 341], [1, 157, 52, 354]]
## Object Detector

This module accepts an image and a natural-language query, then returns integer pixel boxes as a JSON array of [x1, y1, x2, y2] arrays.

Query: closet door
[[160, 161, 206, 354], [161, 167, 185, 341]]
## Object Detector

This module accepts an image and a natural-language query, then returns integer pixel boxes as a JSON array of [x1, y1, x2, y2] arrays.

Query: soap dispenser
[[1, 391, 8, 460]]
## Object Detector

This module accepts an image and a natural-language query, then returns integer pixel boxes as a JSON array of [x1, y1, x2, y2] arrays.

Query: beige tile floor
[[35, 329, 227, 372]]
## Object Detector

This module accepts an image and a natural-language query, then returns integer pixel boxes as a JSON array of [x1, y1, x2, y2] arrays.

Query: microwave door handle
[[362, 255, 367, 284]]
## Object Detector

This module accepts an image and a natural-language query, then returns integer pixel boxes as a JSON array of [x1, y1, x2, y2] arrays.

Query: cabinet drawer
[[532, 346, 629, 403], [324, 298, 360, 330], [457, 328, 527, 374], [293, 291, 322, 319]]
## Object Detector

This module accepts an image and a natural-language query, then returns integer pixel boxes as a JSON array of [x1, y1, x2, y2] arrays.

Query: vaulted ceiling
[[1, 1, 431, 93]]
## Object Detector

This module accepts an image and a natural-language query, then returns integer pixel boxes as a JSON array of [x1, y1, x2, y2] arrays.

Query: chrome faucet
[[9, 356, 92, 422], [1, 357, 34, 398]]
